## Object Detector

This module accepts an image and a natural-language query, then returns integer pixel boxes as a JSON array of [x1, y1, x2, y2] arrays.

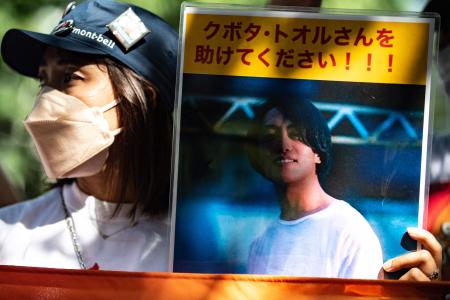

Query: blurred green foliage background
[[0, 0, 439, 203]]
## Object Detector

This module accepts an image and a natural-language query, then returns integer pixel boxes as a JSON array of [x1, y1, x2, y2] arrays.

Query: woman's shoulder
[[0, 188, 61, 226], [139, 214, 171, 234]]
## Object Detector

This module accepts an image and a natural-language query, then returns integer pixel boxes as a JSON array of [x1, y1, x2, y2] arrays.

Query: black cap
[[1, 0, 178, 111]]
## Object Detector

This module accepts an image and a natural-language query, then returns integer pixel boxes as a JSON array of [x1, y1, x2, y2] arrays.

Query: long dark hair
[[105, 57, 172, 217]]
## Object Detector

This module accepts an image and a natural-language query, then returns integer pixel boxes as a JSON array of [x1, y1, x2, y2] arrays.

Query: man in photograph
[[246, 96, 383, 279]]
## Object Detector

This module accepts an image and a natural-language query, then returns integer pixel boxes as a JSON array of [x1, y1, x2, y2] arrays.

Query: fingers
[[399, 267, 430, 281], [406, 227, 442, 268], [383, 249, 438, 275], [383, 228, 442, 281]]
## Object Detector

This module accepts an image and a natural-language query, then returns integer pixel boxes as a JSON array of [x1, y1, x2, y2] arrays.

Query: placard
[[170, 3, 437, 279]]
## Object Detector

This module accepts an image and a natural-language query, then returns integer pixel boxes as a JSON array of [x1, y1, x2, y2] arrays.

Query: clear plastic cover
[[169, 2, 439, 279]]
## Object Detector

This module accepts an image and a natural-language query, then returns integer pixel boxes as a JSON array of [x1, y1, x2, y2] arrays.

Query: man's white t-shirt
[[0, 182, 169, 271], [247, 200, 383, 279]]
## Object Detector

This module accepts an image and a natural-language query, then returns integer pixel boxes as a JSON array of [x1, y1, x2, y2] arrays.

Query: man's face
[[258, 108, 321, 185]]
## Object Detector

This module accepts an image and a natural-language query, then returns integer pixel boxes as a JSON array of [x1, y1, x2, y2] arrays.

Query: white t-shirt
[[247, 200, 383, 279], [0, 182, 169, 271]]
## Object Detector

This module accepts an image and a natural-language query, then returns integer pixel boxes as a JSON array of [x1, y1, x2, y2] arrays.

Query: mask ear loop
[[111, 128, 122, 136], [100, 99, 120, 113], [99, 99, 123, 136]]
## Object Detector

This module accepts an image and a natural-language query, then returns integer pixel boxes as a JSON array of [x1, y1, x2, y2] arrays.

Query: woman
[[0, 0, 176, 271], [0, 0, 443, 281]]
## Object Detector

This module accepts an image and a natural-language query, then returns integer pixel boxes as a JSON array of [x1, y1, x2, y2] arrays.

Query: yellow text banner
[[183, 12, 430, 85]]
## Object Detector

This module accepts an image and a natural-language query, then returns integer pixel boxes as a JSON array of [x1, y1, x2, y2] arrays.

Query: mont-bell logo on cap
[[51, 19, 74, 36]]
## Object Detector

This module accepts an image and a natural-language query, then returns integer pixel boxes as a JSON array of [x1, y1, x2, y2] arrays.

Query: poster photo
[[170, 4, 437, 279]]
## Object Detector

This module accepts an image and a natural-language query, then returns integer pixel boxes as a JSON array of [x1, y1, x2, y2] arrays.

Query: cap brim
[[1, 29, 104, 78]]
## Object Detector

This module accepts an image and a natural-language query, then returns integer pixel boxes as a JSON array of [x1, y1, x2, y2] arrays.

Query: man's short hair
[[247, 96, 332, 181]]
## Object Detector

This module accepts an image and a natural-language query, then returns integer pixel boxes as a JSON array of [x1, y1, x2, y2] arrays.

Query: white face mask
[[24, 86, 121, 179]]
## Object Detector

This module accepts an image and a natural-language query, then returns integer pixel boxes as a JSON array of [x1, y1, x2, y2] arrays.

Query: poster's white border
[[167, 1, 188, 273], [183, 5, 435, 23], [168, 2, 438, 271], [419, 17, 436, 232]]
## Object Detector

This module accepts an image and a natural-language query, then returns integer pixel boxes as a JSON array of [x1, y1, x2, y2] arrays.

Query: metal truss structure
[[183, 96, 423, 147]]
